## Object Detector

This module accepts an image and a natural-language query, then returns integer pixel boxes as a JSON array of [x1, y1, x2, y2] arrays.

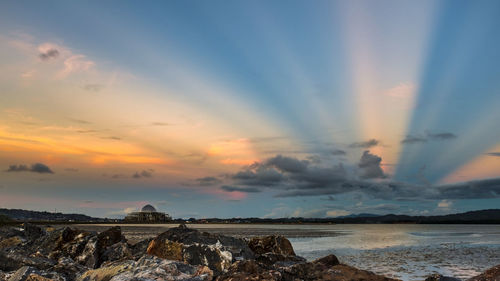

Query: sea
[[80, 223, 500, 280]]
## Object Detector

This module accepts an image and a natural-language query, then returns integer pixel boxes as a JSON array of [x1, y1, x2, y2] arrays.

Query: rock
[[215, 260, 282, 281], [148, 238, 233, 274], [130, 238, 152, 259], [183, 243, 233, 274], [255, 253, 306, 267], [77, 236, 100, 269], [108, 255, 213, 281], [147, 239, 184, 260], [313, 254, 340, 267], [468, 264, 500, 281], [248, 235, 295, 256], [24, 274, 54, 281], [148, 225, 254, 261], [101, 242, 132, 264], [0, 236, 23, 249], [0, 251, 55, 271], [77, 261, 133, 281], [425, 274, 461, 281], [7, 266, 39, 281], [52, 257, 88, 280], [21, 223, 46, 241], [78, 255, 213, 281], [96, 226, 125, 249], [281, 263, 399, 281]]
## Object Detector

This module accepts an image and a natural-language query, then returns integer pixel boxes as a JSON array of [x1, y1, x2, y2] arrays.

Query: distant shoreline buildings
[[124, 204, 171, 223]]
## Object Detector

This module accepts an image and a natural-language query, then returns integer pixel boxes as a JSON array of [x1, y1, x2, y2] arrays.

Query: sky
[[0, 0, 499, 219]]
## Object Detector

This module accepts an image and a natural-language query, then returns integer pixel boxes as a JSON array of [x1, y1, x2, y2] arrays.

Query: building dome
[[141, 204, 157, 212]]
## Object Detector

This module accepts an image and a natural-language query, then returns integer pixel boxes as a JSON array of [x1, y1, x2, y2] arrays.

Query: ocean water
[[289, 224, 500, 280]]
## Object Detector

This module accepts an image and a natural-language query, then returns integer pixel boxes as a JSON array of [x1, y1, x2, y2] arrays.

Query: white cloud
[[326, 210, 351, 217], [437, 199, 453, 208], [57, 54, 95, 78], [384, 82, 415, 99]]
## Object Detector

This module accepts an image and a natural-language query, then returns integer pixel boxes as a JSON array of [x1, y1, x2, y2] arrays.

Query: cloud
[[38, 48, 59, 61], [151, 122, 170, 126], [401, 135, 427, 144], [83, 84, 104, 92], [427, 132, 457, 140], [132, 169, 154, 179], [349, 139, 379, 148], [196, 176, 221, 186], [6, 163, 54, 174], [64, 168, 79, 172], [58, 54, 94, 78], [332, 149, 346, 155], [220, 185, 261, 193], [402, 131, 457, 144], [101, 136, 121, 140], [485, 152, 500, 157], [358, 151, 386, 179], [326, 210, 351, 217], [69, 118, 92, 124], [437, 199, 452, 208]]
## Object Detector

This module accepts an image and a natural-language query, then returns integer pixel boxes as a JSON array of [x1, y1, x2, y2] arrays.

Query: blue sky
[[0, 0, 499, 218]]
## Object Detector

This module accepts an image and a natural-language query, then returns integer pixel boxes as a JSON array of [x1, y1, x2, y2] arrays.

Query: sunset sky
[[1, 0, 499, 219]]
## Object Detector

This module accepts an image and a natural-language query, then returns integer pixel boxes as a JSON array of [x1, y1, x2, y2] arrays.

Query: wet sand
[[69, 223, 345, 243]]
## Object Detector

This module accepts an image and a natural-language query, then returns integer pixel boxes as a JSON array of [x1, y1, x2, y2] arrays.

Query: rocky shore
[[0, 223, 498, 281]]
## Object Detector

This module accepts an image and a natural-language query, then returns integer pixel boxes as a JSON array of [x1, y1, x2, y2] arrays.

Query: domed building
[[124, 204, 171, 223]]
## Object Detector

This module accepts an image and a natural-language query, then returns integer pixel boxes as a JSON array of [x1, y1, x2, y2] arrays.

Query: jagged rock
[[313, 254, 340, 267], [248, 235, 295, 256], [77, 260, 133, 281], [148, 238, 232, 274], [78, 255, 213, 281], [24, 274, 54, 281], [0, 251, 55, 271], [77, 236, 100, 269], [148, 224, 254, 261], [130, 238, 153, 259], [96, 226, 125, 249], [469, 264, 500, 281], [108, 255, 213, 281], [101, 242, 132, 264], [52, 257, 88, 280], [255, 253, 306, 267], [425, 274, 461, 281], [183, 243, 232, 274], [147, 239, 184, 260], [21, 224, 46, 241], [0, 236, 23, 249], [7, 266, 39, 281], [215, 260, 282, 281]]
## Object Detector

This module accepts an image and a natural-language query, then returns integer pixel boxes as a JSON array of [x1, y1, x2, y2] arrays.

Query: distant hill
[[329, 209, 500, 224], [336, 213, 381, 219], [0, 208, 106, 222]]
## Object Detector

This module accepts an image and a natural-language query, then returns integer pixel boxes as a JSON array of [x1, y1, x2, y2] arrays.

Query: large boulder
[[147, 238, 232, 274], [148, 224, 254, 261], [147, 225, 253, 274], [248, 235, 295, 256], [469, 264, 500, 281], [248, 235, 303, 267], [101, 242, 132, 264]]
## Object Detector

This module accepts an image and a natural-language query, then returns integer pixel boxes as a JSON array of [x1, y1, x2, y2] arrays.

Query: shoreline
[[1, 223, 499, 281]]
